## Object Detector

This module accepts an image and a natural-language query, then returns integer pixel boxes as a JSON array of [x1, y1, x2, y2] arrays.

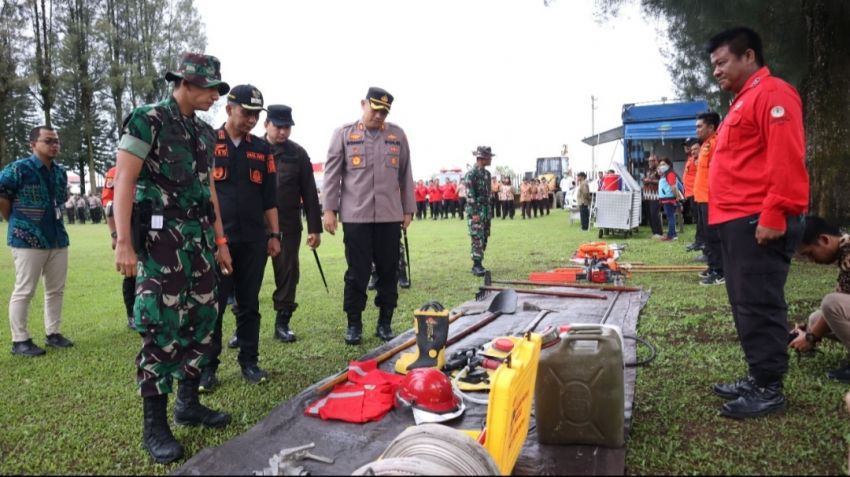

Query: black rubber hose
[[623, 335, 656, 367]]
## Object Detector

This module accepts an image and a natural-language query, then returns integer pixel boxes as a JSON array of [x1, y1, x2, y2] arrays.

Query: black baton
[[312, 248, 329, 293], [403, 228, 412, 287]]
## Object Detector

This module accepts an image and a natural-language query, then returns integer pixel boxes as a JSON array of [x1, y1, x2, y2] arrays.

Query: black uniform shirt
[[213, 127, 276, 243], [270, 138, 322, 235]]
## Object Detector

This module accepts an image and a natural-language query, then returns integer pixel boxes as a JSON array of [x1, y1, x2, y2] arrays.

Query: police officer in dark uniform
[[201, 84, 280, 391], [264, 105, 322, 343]]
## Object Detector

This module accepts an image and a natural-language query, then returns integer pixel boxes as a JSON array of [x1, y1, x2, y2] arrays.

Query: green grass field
[[0, 212, 848, 475]]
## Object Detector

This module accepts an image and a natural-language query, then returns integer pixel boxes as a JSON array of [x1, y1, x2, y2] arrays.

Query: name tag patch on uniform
[[346, 140, 364, 146], [246, 151, 265, 161], [771, 106, 785, 118], [384, 140, 401, 146], [250, 169, 263, 184]]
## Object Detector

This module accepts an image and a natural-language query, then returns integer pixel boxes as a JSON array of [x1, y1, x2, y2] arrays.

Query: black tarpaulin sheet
[[175, 288, 649, 476]]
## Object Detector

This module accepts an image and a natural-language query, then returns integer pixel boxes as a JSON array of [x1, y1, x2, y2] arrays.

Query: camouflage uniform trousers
[[134, 223, 218, 398], [467, 208, 491, 261]]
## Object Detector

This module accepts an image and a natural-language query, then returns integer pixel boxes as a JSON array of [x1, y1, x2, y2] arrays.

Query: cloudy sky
[[197, 0, 677, 179]]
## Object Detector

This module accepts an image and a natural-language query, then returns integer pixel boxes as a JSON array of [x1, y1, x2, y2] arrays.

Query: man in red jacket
[[707, 27, 809, 419], [428, 179, 442, 220], [414, 180, 428, 220]]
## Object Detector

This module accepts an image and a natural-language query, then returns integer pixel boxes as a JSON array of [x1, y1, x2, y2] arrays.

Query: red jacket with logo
[[709, 67, 809, 230]]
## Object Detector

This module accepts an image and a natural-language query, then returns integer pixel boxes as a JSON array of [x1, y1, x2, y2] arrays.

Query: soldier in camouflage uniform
[[112, 53, 234, 465], [465, 146, 494, 276]]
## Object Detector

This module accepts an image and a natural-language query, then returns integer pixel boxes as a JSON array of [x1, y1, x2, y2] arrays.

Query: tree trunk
[[804, 0, 850, 225], [30, 0, 54, 127]]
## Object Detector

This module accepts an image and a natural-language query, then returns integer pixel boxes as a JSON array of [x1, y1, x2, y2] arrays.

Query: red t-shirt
[[415, 185, 427, 202], [709, 67, 809, 230], [441, 183, 457, 200], [428, 184, 442, 202]]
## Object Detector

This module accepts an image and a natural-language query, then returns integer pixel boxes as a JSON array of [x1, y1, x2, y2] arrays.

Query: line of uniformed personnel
[[110, 52, 416, 465]]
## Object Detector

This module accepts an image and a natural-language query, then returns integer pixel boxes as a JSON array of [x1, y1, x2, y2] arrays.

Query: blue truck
[[582, 99, 711, 227], [583, 99, 710, 179]]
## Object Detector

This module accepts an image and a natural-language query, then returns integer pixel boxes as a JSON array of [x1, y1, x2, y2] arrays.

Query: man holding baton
[[323, 87, 416, 345], [265, 104, 323, 343]]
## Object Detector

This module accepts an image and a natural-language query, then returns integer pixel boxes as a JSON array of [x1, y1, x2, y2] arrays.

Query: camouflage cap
[[473, 145, 495, 158], [165, 52, 230, 95]]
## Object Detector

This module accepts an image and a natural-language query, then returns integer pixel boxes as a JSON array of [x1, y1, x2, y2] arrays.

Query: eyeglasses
[[39, 138, 61, 145]]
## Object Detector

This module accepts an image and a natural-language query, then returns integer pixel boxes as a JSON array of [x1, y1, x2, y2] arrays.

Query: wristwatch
[[267, 232, 283, 241], [805, 332, 821, 344], [110, 231, 117, 239]]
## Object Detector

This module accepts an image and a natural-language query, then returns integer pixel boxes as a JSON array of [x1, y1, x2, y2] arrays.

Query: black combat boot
[[376, 308, 395, 342], [174, 378, 231, 428], [199, 367, 218, 393], [142, 394, 184, 464], [274, 310, 297, 343], [471, 260, 486, 277], [712, 375, 757, 400], [720, 380, 785, 419], [227, 334, 239, 349], [345, 313, 363, 345]]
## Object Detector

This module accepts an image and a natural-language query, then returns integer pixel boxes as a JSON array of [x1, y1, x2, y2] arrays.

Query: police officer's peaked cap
[[165, 52, 230, 95], [473, 146, 495, 158], [366, 87, 393, 111], [227, 84, 266, 111], [267, 105, 295, 127]]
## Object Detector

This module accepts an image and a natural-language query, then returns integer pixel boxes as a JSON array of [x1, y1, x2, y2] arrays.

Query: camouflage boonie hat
[[473, 146, 495, 158], [165, 52, 230, 95]]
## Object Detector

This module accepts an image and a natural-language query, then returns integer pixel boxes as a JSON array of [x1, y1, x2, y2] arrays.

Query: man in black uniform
[[201, 84, 280, 391], [264, 105, 322, 343]]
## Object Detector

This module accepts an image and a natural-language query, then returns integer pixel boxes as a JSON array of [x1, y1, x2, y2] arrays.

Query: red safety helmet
[[395, 368, 461, 414]]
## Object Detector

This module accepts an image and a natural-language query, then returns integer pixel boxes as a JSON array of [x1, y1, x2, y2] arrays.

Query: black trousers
[[689, 198, 705, 245], [272, 228, 302, 313], [500, 200, 514, 219], [211, 240, 267, 368], [579, 204, 590, 230], [430, 201, 441, 219], [416, 202, 426, 220], [458, 198, 466, 219], [647, 200, 662, 235], [698, 202, 722, 272], [122, 276, 135, 319], [718, 214, 803, 385], [343, 222, 401, 315], [66, 207, 75, 224]]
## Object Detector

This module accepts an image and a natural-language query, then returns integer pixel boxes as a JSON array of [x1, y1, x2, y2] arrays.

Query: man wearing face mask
[[323, 87, 415, 345], [202, 84, 280, 390], [706, 27, 809, 419]]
